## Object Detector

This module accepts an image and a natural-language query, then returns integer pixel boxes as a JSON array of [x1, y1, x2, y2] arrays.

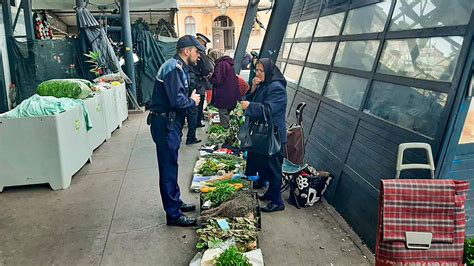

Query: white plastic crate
[[84, 93, 107, 150], [102, 88, 119, 138], [0, 105, 93, 191], [113, 82, 128, 125]]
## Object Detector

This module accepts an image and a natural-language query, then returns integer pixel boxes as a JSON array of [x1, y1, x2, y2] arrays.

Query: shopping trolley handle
[[396, 143, 435, 179]]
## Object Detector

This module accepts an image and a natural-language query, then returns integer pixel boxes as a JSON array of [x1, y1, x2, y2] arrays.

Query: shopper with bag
[[241, 58, 287, 213]]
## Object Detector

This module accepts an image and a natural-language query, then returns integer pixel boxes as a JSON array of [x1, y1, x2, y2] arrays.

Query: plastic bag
[[37, 79, 93, 99]]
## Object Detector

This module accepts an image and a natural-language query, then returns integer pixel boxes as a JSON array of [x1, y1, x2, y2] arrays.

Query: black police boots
[[166, 215, 197, 227], [180, 202, 196, 212]]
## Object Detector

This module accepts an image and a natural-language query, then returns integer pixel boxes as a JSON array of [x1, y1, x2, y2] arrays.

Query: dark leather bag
[[238, 106, 281, 156]]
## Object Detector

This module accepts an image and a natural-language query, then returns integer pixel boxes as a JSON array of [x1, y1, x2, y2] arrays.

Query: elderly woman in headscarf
[[241, 58, 287, 213]]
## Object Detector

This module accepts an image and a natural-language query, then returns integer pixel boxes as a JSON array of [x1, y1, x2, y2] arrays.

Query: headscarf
[[257, 58, 286, 86]]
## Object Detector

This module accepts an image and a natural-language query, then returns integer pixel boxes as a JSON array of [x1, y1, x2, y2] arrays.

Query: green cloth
[[0, 94, 93, 131]]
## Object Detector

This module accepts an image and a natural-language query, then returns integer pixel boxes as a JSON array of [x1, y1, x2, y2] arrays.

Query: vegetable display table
[[0, 105, 92, 192]]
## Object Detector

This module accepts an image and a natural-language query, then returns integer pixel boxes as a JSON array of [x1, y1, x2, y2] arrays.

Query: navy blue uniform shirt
[[149, 54, 195, 113]]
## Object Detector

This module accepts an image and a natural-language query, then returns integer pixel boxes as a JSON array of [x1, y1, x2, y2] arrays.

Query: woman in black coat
[[241, 58, 287, 212]]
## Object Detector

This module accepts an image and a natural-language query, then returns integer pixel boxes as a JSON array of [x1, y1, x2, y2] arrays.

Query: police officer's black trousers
[[196, 94, 205, 125], [150, 114, 183, 219], [186, 106, 198, 141], [245, 150, 285, 206]]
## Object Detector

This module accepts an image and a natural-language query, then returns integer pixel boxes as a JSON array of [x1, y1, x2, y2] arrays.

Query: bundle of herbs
[[214, 245, 251, 266], [196, 217, 258, 251], [204, 183, 237, 207]]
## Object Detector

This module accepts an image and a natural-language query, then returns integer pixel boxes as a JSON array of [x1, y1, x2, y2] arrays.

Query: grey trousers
[[218, 108, 230, 128]]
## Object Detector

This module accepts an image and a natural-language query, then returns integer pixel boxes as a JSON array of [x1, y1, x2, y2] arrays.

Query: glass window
[[284, 64, 303, 85], [334, 40, 380, 71], [285, 23, 298, 39], [281, 43, 292, 59], [314, 12, 345, 37], [295, 19, 316, 38], [289, 42, 310, 61], [343, 1, 392, 35], [390, 0, 474, 31], [185, 16, 196, 35], [364, 81, 448, 138], [279, 61, 287, 73], [324, 73, 368, 109], [378, 36, 464, 82], [299, 67, 328, 94], [307, 42, 337, 65]]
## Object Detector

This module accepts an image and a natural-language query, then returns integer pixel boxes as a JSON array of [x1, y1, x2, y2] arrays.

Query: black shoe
[[180, 202, 196, 212], [186, 139, 202, 145], [261, 203, 285, 213], [258, 194, 271, 201], [197, 124, 205, 128], [166, 215, 197, 227], [253, 183, 265, 190]]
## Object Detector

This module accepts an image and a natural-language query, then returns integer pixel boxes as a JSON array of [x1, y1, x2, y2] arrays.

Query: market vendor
[[148, 35, 203, 227], [241, 58, 287, 213]]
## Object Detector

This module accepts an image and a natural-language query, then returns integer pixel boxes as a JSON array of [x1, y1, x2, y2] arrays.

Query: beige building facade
[[175, 0, 272, 53]]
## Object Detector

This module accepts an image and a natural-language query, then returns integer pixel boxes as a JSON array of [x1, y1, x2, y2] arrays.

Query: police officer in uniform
[[148, 35, 204, 226]]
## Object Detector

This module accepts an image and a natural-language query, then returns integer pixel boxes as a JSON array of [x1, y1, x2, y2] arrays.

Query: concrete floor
[[0, 112, 373, 266]]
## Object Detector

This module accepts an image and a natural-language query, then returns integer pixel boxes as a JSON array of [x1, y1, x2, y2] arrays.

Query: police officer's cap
[[177, 35, 206, 51], [196, 33, 211, 44]]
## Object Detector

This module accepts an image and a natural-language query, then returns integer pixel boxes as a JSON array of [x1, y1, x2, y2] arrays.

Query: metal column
[[259, 0, 295, 62], [22, 0, 34, 41], [233, 0, 260, 74], [120, 0, 137, 99], [1, 0, 15, 112]]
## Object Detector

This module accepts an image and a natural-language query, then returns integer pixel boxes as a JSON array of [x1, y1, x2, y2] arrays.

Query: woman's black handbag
[[238, 106, 281, 156]]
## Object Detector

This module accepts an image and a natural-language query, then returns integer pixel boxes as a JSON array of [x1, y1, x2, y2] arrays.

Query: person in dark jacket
[[210, 56, 241, 128], [241, 58, 287, 213], [184, 34, 213, 145]]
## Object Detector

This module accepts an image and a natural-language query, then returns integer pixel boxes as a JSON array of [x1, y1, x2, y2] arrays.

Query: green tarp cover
[[13, 38, 82, 104], [0, 94, 93, 131], [132, 23, 177, 105]]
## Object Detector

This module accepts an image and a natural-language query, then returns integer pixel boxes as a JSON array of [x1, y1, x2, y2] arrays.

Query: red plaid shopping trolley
[[376, 143, 469, 265]]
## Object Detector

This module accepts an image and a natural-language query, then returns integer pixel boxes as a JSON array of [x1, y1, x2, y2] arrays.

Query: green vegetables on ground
[[207, 104, 244, 147], [197, 155, 245, 176], [196, 218, 258, 251], [209, 125, 228, 135], [204, 183, 237, 207], [214, 246, 251, 266]]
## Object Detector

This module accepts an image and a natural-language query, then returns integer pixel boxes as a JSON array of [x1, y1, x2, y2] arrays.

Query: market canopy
[[33, 0, 178, 11]]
